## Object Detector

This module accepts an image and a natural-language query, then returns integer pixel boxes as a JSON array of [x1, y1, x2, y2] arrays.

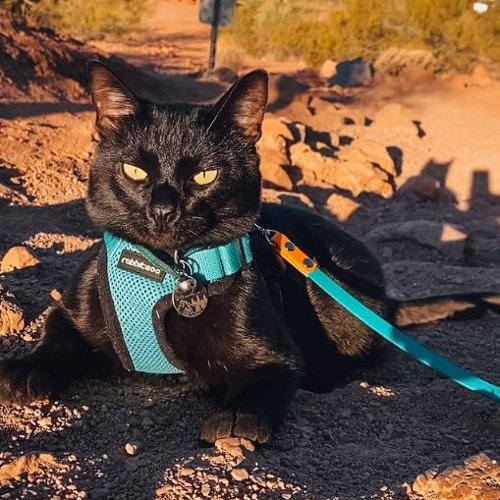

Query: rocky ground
[[0, 1, 499, 499]]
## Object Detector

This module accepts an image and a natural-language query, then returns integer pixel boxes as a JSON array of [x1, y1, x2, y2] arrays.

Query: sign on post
[[199, 0, 236, 77]]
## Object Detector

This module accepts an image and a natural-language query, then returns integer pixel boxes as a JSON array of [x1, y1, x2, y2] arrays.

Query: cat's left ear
[[209, 69, 268, 142], [87, 60, 140, 132]]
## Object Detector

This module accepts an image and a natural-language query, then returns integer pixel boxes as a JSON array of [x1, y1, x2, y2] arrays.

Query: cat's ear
[[87, 60, 140, 132], [209, 69, 268, 142]]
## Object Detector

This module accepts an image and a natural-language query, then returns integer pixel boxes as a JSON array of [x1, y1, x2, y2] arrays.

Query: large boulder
[[329, 57, 373, 87]]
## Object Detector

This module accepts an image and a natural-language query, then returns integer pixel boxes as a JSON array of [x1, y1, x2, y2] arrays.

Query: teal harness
[[97, 231, 253, 374]]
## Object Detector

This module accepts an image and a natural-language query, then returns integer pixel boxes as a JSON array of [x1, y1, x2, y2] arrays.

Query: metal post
[[206, 0, 221, 78]]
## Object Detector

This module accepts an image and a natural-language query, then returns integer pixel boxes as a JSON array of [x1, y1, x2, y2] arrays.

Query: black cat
[[0, 63, 492, 444]]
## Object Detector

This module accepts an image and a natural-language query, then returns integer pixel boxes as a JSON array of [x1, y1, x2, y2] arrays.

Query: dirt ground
[[0, 1, 499, 499]]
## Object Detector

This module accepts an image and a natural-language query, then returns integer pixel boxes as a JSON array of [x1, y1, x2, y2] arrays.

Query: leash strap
[[269, 231, 500, 402]]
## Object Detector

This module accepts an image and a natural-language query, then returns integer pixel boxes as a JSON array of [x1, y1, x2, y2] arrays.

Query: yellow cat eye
[[192, 169, 219, 186], [122, 163, 148, 182]]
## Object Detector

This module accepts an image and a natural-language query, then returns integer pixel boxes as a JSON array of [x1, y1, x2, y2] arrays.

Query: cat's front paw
[[200, 410, 270, 445], [0, 359, 57, 405]]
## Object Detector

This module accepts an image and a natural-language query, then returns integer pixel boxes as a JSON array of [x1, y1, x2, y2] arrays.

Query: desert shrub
[[0, 0, 150, 38], [226, 0, 500, 72], [1, 0, 35, 14]]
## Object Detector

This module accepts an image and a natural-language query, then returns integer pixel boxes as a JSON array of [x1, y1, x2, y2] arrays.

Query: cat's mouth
[[145, 216, 209, 252]]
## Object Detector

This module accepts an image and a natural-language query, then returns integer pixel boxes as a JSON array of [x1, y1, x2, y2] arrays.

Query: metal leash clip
[[253, 223, 278, 247]]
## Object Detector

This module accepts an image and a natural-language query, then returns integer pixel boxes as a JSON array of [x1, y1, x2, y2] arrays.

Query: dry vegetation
[[0, 0, 150, 37], [226, 0, 500, 72]]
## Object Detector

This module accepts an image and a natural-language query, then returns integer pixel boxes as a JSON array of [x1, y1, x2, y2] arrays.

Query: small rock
[[319, 59, 337, 79], [215, 437, 245, 459], [260, 115, 294, 142], [339, 139, 397, 176], [178, 467, 194, 477], [399, 174, 441, 201], [37, 417, 52, 429], [257, 120, 293, 190], [0, 286, 24, 335], [325, 193, 360, 222], [259, 157, 293, 190], [50, 289, 63, 302], [334, 159, 393, 198], [124, 442, 141, 456], [230, 468, 249, 481], [239, 438, 255, 453], [1, 247, 39, 272], [290, 142, 393, 198]]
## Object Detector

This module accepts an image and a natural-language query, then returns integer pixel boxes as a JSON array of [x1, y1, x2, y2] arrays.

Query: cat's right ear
[[87, 60, 140, 133]]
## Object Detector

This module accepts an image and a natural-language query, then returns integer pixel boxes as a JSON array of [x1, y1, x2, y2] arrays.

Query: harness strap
[[269, 231, 500, 403]]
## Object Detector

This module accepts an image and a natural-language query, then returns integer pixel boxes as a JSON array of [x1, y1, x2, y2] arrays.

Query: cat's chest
[[163, 273, 274, 381], [165, 296, 249, 374]]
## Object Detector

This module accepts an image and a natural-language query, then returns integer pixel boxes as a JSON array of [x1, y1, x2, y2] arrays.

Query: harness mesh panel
[[104, 233, 181, 374]]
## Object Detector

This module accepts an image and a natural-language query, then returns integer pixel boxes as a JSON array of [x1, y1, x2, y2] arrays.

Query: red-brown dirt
[[0, 2, 499, 499]]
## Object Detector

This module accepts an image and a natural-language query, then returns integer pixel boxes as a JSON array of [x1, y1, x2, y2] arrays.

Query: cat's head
[[86, 61, 268, 251]]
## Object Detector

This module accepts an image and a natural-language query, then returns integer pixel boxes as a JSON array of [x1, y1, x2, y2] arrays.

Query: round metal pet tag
[[172, 278, 209, 318]]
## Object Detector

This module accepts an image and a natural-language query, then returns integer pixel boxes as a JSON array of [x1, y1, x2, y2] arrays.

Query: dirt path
[[0, 1, 499, 499]]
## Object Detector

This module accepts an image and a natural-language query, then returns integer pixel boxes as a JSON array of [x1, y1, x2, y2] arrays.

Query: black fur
[[0, 63, 392, 443]]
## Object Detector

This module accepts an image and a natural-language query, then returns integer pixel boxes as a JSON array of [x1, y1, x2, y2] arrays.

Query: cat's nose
[[150, 204, 176, 224]]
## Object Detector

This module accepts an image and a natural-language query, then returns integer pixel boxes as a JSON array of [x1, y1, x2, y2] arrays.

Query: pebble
[[124, 442, 141, 456], [179, 467, 194, 477], [230, 468, 249, 481]]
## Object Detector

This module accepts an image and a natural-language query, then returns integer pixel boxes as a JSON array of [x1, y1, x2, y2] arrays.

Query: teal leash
[[264, 228, 500, 403]]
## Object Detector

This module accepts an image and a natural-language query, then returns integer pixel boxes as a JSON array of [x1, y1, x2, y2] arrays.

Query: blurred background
[[2, 0, 499, 75]]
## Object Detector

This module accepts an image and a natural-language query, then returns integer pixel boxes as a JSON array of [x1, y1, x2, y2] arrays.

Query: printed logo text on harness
[[117, 250, 166, 282]]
